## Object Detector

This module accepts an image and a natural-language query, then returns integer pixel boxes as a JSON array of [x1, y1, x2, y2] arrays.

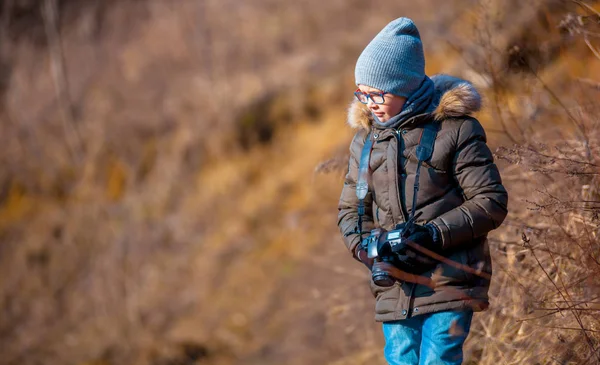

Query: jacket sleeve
[[429, 118, 508, 250], [337, 131, 376, 260]]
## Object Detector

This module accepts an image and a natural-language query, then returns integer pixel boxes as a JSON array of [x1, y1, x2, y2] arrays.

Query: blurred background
[[1, 0, 599, 364]]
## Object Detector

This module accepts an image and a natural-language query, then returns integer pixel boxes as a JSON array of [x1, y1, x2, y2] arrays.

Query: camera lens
[[372, 271, 395, 287]]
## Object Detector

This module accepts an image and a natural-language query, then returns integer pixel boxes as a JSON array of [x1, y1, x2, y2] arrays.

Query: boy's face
[[358, 85, 407, 123]]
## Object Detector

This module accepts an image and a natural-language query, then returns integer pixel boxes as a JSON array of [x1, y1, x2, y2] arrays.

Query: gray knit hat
[[355, 17, 426, 98]]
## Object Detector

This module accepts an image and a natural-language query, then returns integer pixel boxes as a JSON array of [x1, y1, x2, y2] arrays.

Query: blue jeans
[[382, 310, 473, 365]]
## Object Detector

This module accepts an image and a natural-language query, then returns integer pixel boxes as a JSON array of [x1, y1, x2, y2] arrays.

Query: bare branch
[[42, 0, 83, 162]]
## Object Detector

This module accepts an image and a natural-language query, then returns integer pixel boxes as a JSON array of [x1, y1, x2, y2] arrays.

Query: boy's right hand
[[355, 247, 375, 270]]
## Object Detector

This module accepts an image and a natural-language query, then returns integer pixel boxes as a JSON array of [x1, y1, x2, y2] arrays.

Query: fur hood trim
[[347, 74, 482, 130]]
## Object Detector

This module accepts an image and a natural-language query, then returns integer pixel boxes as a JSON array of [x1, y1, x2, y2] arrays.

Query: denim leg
[[382, 317, 424, 365], [419, 310, 473, 365]]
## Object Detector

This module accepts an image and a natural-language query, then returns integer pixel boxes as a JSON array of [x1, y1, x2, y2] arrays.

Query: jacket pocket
[[370, 279, 399, 300], [435, 249, 472, 286], [464, 239, 491, 286], [459, 249, 473, 283]]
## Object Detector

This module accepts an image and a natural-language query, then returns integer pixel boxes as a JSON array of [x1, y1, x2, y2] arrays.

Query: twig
[[445, 39, 520, 144], [543, 235, 598, 359], [553, 214, 600, 268], [532, 325, 600, 333], [525, 229, 600, 361], [584, 36, 600, 60], [524, 62, 593, 160], [523, 145, 599, 167], [582, 341, 600, 365], [496, 239, 575, 260], [42, 0, 83, 162], [571, 0, 600, 18], [533, 307, 600, 312], [515, 309, 561, 322], [578, 78, 600, 90]]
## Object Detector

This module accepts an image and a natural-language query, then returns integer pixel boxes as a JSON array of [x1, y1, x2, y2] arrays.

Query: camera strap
[[355, 132, 374, 241], [410, 122, 439, 221], [354, 123, 439, 241]]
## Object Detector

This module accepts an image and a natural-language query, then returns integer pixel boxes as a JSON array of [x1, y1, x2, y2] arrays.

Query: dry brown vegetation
[[1, 0, 600, 364]]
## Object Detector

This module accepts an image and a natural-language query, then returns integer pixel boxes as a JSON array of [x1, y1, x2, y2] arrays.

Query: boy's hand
[[355, 247, 375, 270], [403, 223, 440, 251], [390, 224, 442, 274]]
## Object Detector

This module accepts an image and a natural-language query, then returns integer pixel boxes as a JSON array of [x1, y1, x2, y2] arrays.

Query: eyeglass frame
[[354, 88, 389, 105]]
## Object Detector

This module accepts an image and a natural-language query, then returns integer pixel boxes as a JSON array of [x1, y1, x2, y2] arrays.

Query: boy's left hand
[[403, 224, 440, 251]]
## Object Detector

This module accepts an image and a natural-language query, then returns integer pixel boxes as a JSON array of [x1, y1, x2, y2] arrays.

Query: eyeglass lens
[[355, 92, 385, 104]]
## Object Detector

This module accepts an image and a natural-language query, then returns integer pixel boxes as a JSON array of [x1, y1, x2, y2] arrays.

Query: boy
[[337, 17, 508, 365]]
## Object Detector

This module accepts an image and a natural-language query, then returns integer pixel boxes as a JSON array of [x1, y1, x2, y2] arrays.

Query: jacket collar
[[347, 74, 482, 131]]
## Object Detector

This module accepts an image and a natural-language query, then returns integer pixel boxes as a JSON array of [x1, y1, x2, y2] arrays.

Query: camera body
[[361, 223, 438, 286], [362, 227, 406, 259], [361, 226, 409, 287]]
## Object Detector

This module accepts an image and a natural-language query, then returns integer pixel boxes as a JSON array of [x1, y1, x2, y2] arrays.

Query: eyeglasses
[[354, 89, 388, 105]]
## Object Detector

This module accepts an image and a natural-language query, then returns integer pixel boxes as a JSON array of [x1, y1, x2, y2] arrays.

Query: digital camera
[[361, 226, 408, 286], [361, 224, 437, 286]]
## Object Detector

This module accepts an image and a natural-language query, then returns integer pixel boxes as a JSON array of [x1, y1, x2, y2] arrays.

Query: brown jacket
[[337, 75, 508, 322]]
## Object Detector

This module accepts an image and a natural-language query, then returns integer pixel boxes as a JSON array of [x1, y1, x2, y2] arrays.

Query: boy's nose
[[367, 99, 378, 109]]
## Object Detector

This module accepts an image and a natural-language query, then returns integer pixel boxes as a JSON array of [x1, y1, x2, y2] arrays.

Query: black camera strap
[[355, 123, 439, 239], [401, 122, 439, 238], [410, 123, 439, 221]]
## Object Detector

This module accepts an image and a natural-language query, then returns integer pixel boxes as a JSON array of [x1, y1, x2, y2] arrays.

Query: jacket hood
[[347, 74, 482, 130]]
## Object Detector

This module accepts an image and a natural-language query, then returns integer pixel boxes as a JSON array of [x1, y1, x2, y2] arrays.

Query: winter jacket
[[337, 75, 508, 322]]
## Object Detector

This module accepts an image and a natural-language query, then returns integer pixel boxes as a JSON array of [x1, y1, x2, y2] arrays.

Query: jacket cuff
[[425, 223, 442, 246], [428, 220, 450, 249], [348, 234, 363, 262]]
